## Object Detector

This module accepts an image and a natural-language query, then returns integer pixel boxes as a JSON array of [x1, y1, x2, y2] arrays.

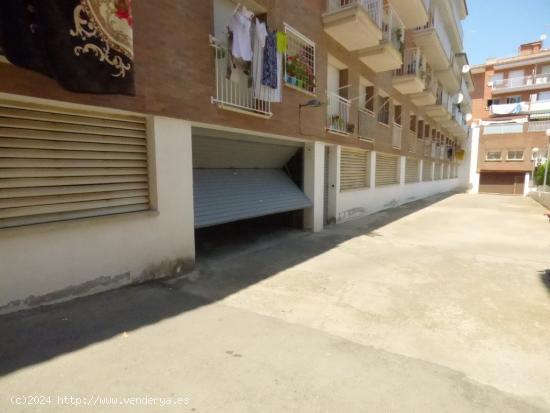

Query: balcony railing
[[415, 8, 453, 61], [528, 120, 550, 132], [358, 108, 375, 140], [210, 37, 272, 117], [327, 0, 382, 27], [326, 91, 352, 135], [392, 123, 402, 148], [424, 139, 431, 156], [492, 73, 550, 91], [409, 136, 418, 153], [394, 48, 423, 77], [382, 5, 404, 51]]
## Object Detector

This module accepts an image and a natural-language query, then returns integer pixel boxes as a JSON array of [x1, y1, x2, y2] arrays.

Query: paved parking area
[[1, 193, 549, 412]]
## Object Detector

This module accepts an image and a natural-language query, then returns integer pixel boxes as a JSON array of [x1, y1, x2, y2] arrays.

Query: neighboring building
[[469, 40, 550, 195], [0, 0, 472, 313]]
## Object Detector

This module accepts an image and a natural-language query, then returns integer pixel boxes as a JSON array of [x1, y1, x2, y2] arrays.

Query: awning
[[193, 169, 312, 228]]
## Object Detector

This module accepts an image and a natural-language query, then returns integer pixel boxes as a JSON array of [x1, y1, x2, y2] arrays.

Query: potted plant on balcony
[[286, 55, 298, 85], [346, 122, 355, 134]]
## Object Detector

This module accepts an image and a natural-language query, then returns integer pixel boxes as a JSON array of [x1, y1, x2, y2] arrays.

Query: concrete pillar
[[399, 156, 406, 186], [431, 161, 435, 181], [419, 160, 424, 182], [370, 151, 377, 188], [327, 145, 340, 223], [466, 126, 480, 193], [524, 172, 530, 196], [304, 141, 325, 232]]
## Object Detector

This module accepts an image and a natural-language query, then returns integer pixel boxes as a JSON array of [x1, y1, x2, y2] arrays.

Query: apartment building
[[469, 40, 550, 195], [0, 0, 472, 313]]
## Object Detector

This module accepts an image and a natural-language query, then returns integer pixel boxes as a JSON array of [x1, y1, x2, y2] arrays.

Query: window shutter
[[422, 160, 432, 181], [340, 148, 370, 191], [405, 158, 419, 183], [0, 98, 150, 229], [375, 153, 399, 186]]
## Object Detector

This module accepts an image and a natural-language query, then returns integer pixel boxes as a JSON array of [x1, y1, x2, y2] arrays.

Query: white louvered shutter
[[0, 99, 150, 229], [405, 158, 419, 183], [422, 160, 432, 181], [340, 148, 370, 191], [375, 153, 399, 186]]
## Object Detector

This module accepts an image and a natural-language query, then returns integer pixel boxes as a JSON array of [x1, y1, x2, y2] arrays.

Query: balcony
[[491, 73, 550, 94], [412, 10, 453, 71], [424, 86, 452, 120], [409, 69, 438, 106], [436, 56, 461, 93], [323, 0, 383, 51], [358, 4, 404, 72], [392, 48, 426, 94], [358, 108, 375, 140], [528, 120, 550, 132], [458, 77, 472, 111], [392, 123, 402, 148], [210, 37, 272, 118], [326, 91, 353, 135], [530, 99, 550, 113], [390, 0, 430, 29]]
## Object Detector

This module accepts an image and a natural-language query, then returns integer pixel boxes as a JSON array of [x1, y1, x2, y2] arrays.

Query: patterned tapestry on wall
[[0, 0, 135, 95]]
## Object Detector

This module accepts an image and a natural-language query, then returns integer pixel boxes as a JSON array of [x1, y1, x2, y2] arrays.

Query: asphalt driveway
[[1, 193, 549, 412]]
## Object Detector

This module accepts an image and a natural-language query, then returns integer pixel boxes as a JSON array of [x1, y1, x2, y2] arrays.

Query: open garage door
[[192, 131, 311, 229], [479, 172, 525, 195]]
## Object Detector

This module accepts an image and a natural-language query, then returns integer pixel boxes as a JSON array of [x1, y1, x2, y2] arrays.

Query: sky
[[463, 0, 550, 65]]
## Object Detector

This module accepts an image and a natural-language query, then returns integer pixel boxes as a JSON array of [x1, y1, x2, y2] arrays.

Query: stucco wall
[[0, 116, 196, 313], [335, 153, 460, 223]]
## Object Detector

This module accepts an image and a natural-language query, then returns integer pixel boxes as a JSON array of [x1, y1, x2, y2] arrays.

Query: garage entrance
[[479, 172, 525, 195], [192, 128, 312, 256]]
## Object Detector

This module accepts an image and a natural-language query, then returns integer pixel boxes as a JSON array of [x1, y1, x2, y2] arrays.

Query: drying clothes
[[226, 30, 251, 83], [0, 0, 135, 95], [276, 31, 287, 53], [262, 31, 278, 89], [229, 7, 253, 61], [252, 19, 281, 102]]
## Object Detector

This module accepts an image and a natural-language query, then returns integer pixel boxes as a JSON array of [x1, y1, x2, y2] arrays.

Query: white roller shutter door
[[0, 98, 150, 229], [340, 148, 370, 191], [375, 153, 399, 186], [405, 158, 419, 183]]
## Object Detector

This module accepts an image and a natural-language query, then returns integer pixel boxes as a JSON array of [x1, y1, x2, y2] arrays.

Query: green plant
[[535, 161, 550, 186]]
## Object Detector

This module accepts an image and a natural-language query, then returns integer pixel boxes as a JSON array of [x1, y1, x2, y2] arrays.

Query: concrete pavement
[[1, 193, 549, 412]]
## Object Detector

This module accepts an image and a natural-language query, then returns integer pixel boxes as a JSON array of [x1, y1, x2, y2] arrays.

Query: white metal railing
[[492, 73, 550, 91], [326, 91, 352, 134], [528, 120, 550, 132], [327, 0, 382, 28], [382, 5, 404, 52], [392, 123, 402, 148], [483, 123, 524, 135], [358, 108, 375, 140], [394, 48, 423, 77], [415, 8, 453, 60], [210, 37, 272, 117], [530, 99, 550, 113]]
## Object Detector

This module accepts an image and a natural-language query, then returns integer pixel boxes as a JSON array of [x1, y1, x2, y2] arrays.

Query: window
[[393, 105, 402, 126], [0, 98, 151, 229], [377, 96, 390, 125], [284, 24, 315, 94], [507, 150, 524, 161], [364, 86, 375, 113], [486, 151, 502, 161], [424, 123, 430, 138], [417, 120, 424, 139], [409, 114, 417, 132], [506, 96, 521, 104]]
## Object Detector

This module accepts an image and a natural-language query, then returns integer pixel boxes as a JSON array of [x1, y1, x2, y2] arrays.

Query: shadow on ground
[[0, 192, 456, 376], [539, 270, 550, 296]]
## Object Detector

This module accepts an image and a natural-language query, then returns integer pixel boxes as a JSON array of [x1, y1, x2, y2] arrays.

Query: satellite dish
[[541, 34, 548, 41], [465, 113, 473, 122], [457, 93, 464, 104], [462, 64, 471, 74]]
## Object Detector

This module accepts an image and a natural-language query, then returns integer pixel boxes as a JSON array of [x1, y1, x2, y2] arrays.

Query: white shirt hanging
[[229, 7, 254, 61]]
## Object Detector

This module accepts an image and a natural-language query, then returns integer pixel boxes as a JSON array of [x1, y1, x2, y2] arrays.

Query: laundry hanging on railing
[[490, 102, 529, 116], [0, 0, 135, 95]]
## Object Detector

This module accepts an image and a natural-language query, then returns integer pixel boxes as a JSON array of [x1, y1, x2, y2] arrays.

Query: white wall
[[304, 141, 325, 232], [335, 151, 461, 223], [0, 116, 195, 313], [463, 125, 480, 193]]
